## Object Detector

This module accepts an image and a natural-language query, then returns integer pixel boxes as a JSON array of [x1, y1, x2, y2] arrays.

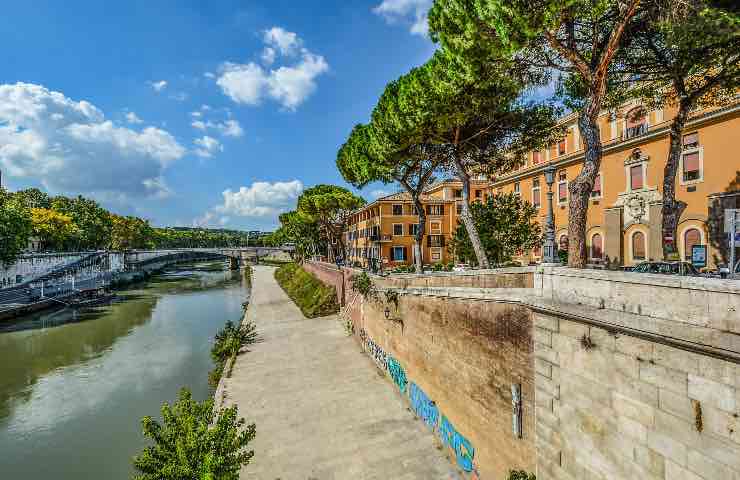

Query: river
[[0, 261, 249, 479]]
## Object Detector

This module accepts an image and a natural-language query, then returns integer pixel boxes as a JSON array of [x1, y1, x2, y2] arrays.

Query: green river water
[[0, 261, 249, 479]]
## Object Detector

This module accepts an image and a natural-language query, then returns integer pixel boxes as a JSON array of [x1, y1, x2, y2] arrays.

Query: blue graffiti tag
[[386, 355, 408, 393], [409, 382, 439, 431], [440, 416, 475, 472]]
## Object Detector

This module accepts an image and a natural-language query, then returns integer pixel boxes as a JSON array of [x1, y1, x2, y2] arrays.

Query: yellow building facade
[[493, 101, 739, 268], [345, 101, 739, 269]]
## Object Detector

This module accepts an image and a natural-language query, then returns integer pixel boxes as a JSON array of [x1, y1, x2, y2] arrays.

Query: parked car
[[631, 261, 700, 276]]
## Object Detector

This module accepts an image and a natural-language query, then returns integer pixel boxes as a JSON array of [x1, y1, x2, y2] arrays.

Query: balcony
[[370, 234, 393, 242], [624, 123, 648, 140]]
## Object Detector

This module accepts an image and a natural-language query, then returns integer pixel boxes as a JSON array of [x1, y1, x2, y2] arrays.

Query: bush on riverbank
[[274, 263, 339, 318], [209, 319, 258, 390], [132, 388, 255, 480]]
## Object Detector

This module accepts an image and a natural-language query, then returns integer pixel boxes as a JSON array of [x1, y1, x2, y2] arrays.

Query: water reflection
[[0, 261, 248, 479]]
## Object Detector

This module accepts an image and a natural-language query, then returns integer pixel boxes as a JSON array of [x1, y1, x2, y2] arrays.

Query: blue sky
[[0, 0, 436, 230]]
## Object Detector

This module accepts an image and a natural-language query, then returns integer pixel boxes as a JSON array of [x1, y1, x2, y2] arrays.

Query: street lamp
[[542, 165, 561, 265]]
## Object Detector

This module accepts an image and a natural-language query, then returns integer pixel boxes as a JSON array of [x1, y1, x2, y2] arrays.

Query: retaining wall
[[306, 262, 740, 479]]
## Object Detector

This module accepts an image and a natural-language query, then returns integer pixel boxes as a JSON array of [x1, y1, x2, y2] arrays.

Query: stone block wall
[[534, 311, 740, 480], [377, 267, 535, 290], [350, 291, 537, 479]]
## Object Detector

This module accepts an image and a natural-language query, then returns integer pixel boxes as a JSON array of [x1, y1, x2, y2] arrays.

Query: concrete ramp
[[223, 266, 461, 480]]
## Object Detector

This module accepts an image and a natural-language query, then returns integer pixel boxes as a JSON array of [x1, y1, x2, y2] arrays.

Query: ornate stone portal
[[613, 149, 663, 230]]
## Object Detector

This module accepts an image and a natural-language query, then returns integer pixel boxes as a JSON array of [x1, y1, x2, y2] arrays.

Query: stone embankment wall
[[1, 252, 88, 288], [305, 261, 740, 479], [534, 267, 740, 480]]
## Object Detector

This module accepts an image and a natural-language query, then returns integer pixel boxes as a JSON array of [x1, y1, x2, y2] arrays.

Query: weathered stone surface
[[224, 266, 462, 479]]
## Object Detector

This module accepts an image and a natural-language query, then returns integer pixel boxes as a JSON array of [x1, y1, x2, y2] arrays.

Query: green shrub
[[351, 271, 376, 299], [508, 470, 536, 480], [274, 263, 339, 318], [132, 388, 255, 480], [209, 319, 258, 390]]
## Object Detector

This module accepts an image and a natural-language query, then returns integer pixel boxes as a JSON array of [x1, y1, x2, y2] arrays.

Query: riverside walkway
[[222, 265, 461, 479]]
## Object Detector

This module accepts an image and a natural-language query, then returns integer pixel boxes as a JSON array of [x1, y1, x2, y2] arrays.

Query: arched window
[[590, 234, 603, 260], [684, 228, 701, 260], [533, 245, 542, 257], [632, 231, 646, 261], [625, 107, 647, 139], [559, 234, 569, 252]]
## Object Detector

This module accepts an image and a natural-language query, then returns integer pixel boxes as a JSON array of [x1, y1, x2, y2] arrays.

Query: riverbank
[[218, 265, 460, 479], [0, 262, 249, 479]]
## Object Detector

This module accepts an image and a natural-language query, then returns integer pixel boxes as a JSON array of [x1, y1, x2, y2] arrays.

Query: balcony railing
[[624, 123, 648, 140], [370, 234, 393, 242]]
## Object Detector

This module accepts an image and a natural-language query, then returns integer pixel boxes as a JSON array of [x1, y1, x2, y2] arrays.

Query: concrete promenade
[[223, 265, 461, 480]]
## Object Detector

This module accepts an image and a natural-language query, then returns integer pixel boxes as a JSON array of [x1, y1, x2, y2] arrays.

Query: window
[[475, 189, 482, 198], [682, 152, 701, 182], [393, 224, 403, 236], [427, 235, 445, 247], [632, 231, 646, 260], [590, 234, 603, 260], [532, 150, 541, 164], [684, 228, 701, 261], [514, 182, 520, 195], [558, 234, 569, 252], [591, 173, 602, 198], [430, 221, 441, 234], [431, 248, 442, 261], [454, 189, 462, 199], [533, 245, 541, 257], [392, 204, 403, 215], [456, 203, 463, 215], [558, 172, 568, 204], [683, 132, 699, 149], [391, 246, 407, 261], [630, 164, 644, 190], [625, 107, 647, 139], [409, 224, 419, 236], [558, 139, 566, 156], [532, 179, 541, 208], [427, 204, 444, 216]]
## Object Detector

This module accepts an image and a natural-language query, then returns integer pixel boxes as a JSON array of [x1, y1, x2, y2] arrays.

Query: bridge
[[0, 247, 292, 319]]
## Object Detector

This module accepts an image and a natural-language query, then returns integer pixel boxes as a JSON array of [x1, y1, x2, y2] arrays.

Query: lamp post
[[542, 165, 561, 265]]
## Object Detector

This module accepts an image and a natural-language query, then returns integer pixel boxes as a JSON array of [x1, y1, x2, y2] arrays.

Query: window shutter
[[594, 174, 601, 192], [683, 132, 698, 147], [683, 152, 700, 173], [402, 247, 407, 260], [440, 204, 444, 215]]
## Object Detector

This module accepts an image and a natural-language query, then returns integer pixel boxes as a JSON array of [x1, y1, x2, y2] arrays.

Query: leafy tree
[[296, 185, 365, 262], [430, 0, 644, 267], [12, 188, 51, 210], [132, 388, 255, 480], [110, 214, 154, 251], [404, 50, 563, 267], [618, 0, 740, 258], [30, 208, 80, 251], [0, 189, 33, 266], [51, 195, 113, 250], [450, 193, 542, 265], [276, 210, 324, 263]]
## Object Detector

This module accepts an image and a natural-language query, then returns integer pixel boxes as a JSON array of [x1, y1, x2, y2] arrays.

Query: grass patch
[[274, 263, 339, 318], [258, 258, 292, 267]]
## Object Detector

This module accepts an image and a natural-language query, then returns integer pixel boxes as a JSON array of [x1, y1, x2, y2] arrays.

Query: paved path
[[223, 265, 461, 480]]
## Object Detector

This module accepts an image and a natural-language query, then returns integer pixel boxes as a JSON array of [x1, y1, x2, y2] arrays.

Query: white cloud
[[204, 72, 216, 79], [190, 110, 202, 118], [193, 135, 223, 158], [190, 118, 244, 138], [216, 27, 329, 111], [0, 82, 185, 199], [263, 27, 301, 56], [261, 47, 276, 65], [373, 0, 432, 36], [149, 80, 168, 92], [214, 180, 304, 217], [370, 189, 391, 199], [125, 111, 143, 124]]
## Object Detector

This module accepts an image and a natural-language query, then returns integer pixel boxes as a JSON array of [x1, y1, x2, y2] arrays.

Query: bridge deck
[[222, 266, 461, 479]]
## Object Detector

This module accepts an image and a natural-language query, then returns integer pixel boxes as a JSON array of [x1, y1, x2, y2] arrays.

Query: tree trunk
[[413, 196, 425, 273], [454, 158, 489, 268], [568, 100, 603, 268], [661, 101, 690, 259]]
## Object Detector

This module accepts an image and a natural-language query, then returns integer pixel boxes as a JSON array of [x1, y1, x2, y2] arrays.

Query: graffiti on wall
[[359, 328, 476, 473]]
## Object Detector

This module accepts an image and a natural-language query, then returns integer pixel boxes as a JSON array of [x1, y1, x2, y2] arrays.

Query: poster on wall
[[691, 245, 707, 269]]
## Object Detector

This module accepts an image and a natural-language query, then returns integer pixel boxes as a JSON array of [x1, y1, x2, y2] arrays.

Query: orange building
[[345, 100, 739, 270], [344, 179, 490, 268], [493, 100, 740, 269]]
